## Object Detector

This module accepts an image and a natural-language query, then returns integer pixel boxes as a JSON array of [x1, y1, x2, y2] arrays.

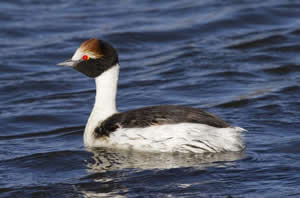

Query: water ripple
[[1, 0, 300, 197]]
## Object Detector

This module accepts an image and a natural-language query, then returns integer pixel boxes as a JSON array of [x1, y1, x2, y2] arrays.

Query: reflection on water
[[86, 148, 245, 171], [77, 148, 245, 197]]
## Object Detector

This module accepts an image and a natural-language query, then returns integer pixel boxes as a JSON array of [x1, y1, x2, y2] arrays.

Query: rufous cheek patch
[[80, 38, 103, 58]]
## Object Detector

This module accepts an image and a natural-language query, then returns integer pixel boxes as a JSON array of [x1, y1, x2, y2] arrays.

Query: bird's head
[[58, 38, 118, 78]]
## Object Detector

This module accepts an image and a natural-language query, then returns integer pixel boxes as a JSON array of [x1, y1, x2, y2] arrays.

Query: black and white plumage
[[58, 38, 245, 153], [95, 105, 229, 137]]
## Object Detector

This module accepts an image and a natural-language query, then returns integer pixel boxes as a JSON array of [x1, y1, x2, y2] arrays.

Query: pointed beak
[[57, 59, 77, 67]]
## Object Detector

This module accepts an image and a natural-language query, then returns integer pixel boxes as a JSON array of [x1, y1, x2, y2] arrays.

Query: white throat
[[84, 64, 119, 146]]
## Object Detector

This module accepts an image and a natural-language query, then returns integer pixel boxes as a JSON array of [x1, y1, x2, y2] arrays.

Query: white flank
[[84, 64, 119, 146], [89, 123, 246, 153]]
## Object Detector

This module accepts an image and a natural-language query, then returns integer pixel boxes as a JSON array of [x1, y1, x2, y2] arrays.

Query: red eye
[[82, 55, 89, 60]]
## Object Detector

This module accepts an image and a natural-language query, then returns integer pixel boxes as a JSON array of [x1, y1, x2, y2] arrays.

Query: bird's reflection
[[86, 148, 245, 172], [77, 148, 245, 197]]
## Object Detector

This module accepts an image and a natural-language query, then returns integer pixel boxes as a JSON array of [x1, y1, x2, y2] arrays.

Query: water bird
[[58, 38, 245, 153]]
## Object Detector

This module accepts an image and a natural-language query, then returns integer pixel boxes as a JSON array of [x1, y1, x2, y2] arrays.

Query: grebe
[[58, 38, 245, 153]]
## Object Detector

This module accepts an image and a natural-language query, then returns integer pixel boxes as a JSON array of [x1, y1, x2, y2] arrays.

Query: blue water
[[1, 0, 300, 197]]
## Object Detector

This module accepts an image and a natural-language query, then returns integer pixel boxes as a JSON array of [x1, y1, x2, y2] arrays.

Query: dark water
[[1, 0, 300, 197]]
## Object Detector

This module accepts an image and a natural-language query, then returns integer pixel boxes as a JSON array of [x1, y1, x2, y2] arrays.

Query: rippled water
[[1, 0, 300, 197]]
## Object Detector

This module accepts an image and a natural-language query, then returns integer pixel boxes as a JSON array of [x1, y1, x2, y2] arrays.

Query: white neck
[[84, 64, 119, 146]]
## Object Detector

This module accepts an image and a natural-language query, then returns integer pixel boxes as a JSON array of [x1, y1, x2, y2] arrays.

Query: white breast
[[88, 123, 246, 153]]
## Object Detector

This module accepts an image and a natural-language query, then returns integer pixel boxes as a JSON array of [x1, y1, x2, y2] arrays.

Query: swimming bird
[[58, 38, 245, 153]]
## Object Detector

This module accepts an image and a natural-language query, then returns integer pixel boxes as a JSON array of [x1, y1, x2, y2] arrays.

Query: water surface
[[0, 0, 300, 197]]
